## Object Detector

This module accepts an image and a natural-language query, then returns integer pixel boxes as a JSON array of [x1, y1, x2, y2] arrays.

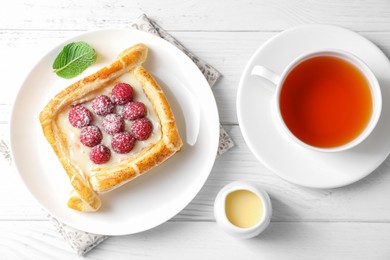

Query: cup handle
[[251, 65, 281, 86]]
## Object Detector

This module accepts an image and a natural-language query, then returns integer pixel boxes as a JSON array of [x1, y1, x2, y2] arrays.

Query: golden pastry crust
[[39, 43, 183, 212], [88, 66, 183, 192]]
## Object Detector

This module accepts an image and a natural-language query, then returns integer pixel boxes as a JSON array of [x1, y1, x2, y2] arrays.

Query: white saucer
[[237, 25, 390, 189]]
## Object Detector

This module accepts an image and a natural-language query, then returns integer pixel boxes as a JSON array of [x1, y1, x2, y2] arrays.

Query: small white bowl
[[214, 181, 272, 239]]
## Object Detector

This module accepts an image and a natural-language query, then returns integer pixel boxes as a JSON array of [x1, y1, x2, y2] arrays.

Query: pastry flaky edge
[[39, 43, 183, 212]]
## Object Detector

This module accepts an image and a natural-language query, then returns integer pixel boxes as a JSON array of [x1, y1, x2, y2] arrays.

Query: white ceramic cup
[[214, 181, 272, 239], [251, 49, 382, 152]]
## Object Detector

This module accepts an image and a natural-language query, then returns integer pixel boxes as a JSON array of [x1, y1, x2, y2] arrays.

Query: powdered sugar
[[89, 144, 111, 164], [80, 126, 103, 147], [112, 83, 134, 105], [131, 118, 153, 140], [59, 72, 161, 171], [68, 105, 93, 128], [122, 101, 147, 121], [102, 114, 124, 135], [112, 132, 136, 154], [92, 95, 115, 116]]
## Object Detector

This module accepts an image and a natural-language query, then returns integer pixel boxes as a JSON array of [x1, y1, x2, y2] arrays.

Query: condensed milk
[[214, 181, 272, 239]]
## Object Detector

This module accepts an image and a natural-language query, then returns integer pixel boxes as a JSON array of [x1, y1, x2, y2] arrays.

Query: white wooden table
[[2, 1, 390, 259]]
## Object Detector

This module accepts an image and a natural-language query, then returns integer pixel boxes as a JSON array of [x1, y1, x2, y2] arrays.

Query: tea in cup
[[252, 50, 381, 152]]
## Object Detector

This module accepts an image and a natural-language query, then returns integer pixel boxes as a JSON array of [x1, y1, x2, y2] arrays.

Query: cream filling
[[56, 72, 162, 176]]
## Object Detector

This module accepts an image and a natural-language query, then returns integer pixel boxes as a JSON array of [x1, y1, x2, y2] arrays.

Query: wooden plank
[[1, 0, 390, 31], [2, 31, 390, 124], [0, 221, 389, 259], [2, 124, 390, 222], [0, 220, 75, 258], [0, 30, 75, 106], [93, 222, 390, 259]]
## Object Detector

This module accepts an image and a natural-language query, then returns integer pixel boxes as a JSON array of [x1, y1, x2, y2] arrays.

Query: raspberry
[[92, 95, 115, 116], [89, 144, 111, 164], [111, 83, 133, 105], [131, 118, 153, 140], [102, 114, 124, 135], [112, 132, 136, 154], [68, 105, 92, 128], [122, 101, 147, 121], [80, 125, 103, 147]]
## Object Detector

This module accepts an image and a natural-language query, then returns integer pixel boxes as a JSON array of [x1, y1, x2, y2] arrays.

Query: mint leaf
[[52, 41, 97, 79]]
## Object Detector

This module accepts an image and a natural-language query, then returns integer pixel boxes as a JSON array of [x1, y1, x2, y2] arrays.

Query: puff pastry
[[39, 43, 183, 212]]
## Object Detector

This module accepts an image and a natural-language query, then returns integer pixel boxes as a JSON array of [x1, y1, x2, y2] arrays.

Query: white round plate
[[237, 24, 390, 189], [10, 29, 219, 235]]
